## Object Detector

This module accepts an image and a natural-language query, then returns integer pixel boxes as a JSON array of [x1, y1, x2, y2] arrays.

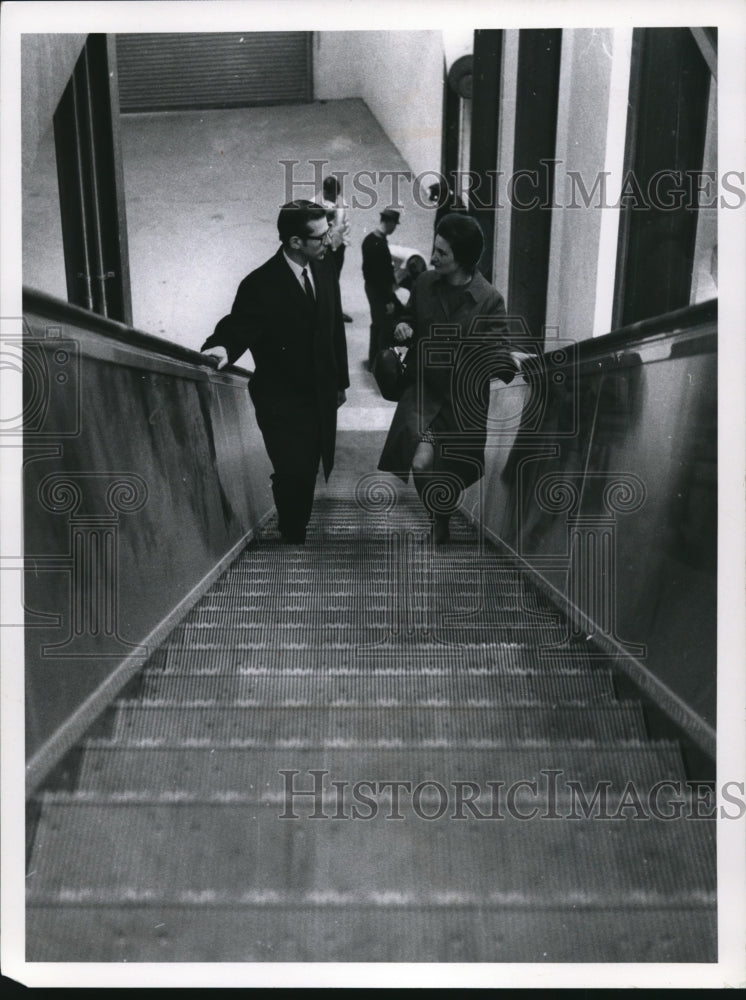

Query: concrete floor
[[23, 97, 438, 434], [119, 97, 436, 433]]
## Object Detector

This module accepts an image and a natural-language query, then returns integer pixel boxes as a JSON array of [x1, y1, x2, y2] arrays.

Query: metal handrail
[[22, 286, 251, 375]]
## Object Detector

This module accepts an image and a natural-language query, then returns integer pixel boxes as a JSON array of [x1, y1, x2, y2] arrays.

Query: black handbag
[[372, 346, 409, 402]]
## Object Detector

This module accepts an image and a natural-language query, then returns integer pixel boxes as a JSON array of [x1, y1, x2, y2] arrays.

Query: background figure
[[378, 213, 518, 543], [361, 207, 401, 370], [428, 180, 468, 234], [388, 246, 428, 297], [201, 200, 349, 545], [321, 174, 352, 322]]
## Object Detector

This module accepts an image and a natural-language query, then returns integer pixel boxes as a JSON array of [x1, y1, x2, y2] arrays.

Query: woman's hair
[[435, 212, 484, 272], [406, 254, 427, 278], [322, 175, 340, 201]]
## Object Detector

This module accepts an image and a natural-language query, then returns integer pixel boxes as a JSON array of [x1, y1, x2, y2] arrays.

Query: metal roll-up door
[[116, 32, 312, 112]]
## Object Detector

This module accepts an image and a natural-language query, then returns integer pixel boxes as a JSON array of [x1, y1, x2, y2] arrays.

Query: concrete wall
[[690, 80, 718, 304], [546, 28, 614, 341], [544, 28, 633, 341], [21, 33, 87, 177], [494, 28, 634, 341], [22, 31, 444, 351], [493, 30, 519, 302], [315, 31, 444, 186], [21, 34, 86, 302]]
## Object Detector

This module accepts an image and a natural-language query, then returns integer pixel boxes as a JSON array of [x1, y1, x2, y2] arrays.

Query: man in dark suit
[[362, 208, 401, 370], [201, 200, 349, 544]]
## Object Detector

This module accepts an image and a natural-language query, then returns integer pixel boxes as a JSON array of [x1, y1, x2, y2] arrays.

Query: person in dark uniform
[[362, 207, 401, 370], [201, 200, 349, 545]]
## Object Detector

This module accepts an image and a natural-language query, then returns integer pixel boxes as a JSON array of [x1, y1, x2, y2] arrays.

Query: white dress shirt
[[283, 250, 316, 298]]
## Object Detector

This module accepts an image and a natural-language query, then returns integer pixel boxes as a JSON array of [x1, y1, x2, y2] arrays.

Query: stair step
[[224, 539, 499, 558], [202, 585, 553, 601], [149, 642, 605, 673], [75, 744, 687, 794], [164, 623, 570, 648], [136, 668, 616, 704], [107, 703, 648, 744], [27, 798, 716, 901], [208, 567, 546, 587], [204, 566, 551, 589], [25, 480, 716, 967], [187, 594, 566, 628], [203, 586, 552, 615], [216, 552, 540, 576], [25, 901, 717, 963], [207, 583, 551, 608]]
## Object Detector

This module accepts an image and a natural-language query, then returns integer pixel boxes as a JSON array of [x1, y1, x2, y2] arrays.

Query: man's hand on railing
[[201, 346, 229, 370]]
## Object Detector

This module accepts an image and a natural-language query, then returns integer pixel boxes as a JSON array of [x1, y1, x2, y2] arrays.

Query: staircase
[[26, 477, 717, 962]]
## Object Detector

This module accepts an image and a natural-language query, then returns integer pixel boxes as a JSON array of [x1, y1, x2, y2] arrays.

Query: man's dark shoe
[[277, 517, 306, 545], [280, 530, 306, 545], [432, 515, 450, 545]]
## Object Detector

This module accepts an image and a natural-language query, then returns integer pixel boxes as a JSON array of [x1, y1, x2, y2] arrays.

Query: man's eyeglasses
[[304, 229, 331, 243]]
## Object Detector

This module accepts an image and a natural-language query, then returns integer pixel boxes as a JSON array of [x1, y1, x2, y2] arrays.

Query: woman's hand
[[510, 351, 544, 383], [394, 322, 413, 343]]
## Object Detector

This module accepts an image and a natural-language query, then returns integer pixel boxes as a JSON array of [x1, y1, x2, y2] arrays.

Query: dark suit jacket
[[202, 248, 349, 479], [361, 231, 397, 305]]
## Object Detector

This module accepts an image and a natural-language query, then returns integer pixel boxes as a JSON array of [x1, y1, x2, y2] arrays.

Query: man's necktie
[[301, 267, 315, 304]]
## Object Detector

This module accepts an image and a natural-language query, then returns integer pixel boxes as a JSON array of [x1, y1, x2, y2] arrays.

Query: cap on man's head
[[380, 208, 401, 223]]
